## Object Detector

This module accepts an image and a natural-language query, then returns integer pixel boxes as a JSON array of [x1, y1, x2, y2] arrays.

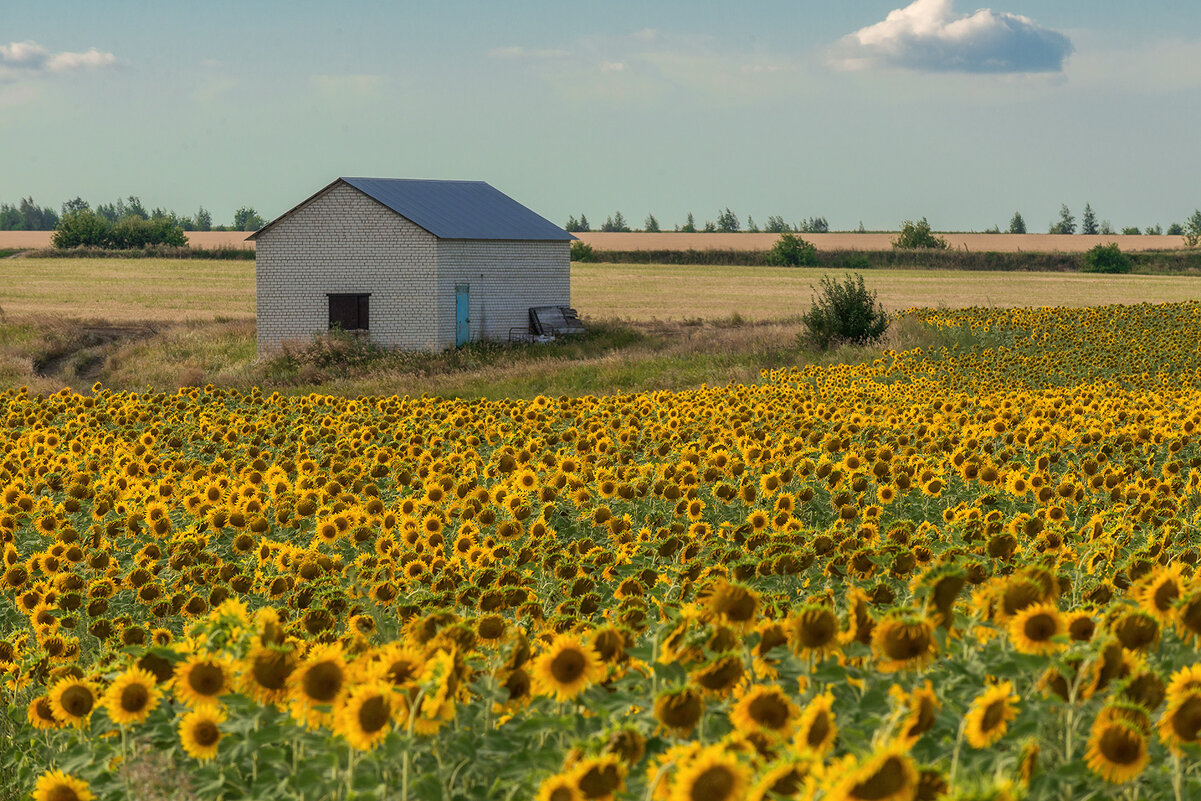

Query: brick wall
[[436, 239, 571, 344], [255, 182, 571, 355], [255, 183, 439, 356]]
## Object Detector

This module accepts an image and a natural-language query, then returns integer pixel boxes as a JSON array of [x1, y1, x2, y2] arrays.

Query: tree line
[[565, 210, 831, 234], [0, 196, 267, 232]]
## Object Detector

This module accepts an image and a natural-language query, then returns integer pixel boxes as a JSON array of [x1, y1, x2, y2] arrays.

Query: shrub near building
[[52, 210, 187, 249]]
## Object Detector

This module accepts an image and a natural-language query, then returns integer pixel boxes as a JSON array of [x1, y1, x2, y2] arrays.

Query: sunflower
[[654, 686, 705, 736], [289, 643, 348, 726], [1085, 719, 1149, 784], [795, 691, 838, 755], [32, 770, 94, 801], [374, 642, 427, 687], [729, 685, 800, 743], [871, 613, 936, 672], [531, 633, 604, 702], [103, 667, 160, 725], [1008, 602, 1066, 656], [964, 681, 1019, 749], [337, 681, 397, 751], [750, 756, 811, 800], [691, 653, 745, 696], [790, 604, 840, 657], [1135, 563, 1186, 623], [48, 677, 96, 726], [896, 681, 940, 745], [240, 645, 298, 705], [1157, 690, 1201, 754], [173, 655, 232, 708], [702, 580, 760, 629], [26, 695, 60, 730], [572, 754, 626, 800], [179, 705, 225, 761], [822, 744, 919, 801], [669, 746, 749, 801], [537, 773, 584, 801]]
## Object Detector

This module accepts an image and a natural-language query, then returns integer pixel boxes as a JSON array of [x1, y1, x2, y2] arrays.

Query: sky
[[2, 0, 1200, 232]]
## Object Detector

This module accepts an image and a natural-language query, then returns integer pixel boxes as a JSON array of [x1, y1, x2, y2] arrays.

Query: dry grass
[[576, 231, 1188, 252], [0, 257, 255, 321], [572, 263, 1201, 319], [4, 258, 1199, 326]]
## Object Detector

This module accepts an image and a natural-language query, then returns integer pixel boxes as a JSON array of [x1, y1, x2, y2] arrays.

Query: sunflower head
[[654, 686, 705, 736], [103, 667, 160, 725]]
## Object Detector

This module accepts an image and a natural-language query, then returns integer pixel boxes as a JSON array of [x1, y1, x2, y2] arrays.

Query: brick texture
[[255, 182, 570, 356]]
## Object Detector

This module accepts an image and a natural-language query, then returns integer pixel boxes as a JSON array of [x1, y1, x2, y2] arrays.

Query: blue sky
[[3, 0, 1200, 231]]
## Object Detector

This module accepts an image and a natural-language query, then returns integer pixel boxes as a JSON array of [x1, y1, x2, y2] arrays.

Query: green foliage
[[642, 213, 660, 233], [1082, 242, 1132, 274], [600, 211, 630, 232], [1008, 212, 1026, 234], [745, 215, 759, 233], [715, 207, 739, 232], [233, 207, 266, 232], [51, 210, 187, 250], [798, 216, 829, 233], [764, 233, 817, 267], [0, 197, 58, 230], [191, 207, 212, 232], [1049, 204, 1075, 235], [1080, 203, 1098, 235], [764, 215, 791, 233], [801, 272, 889, 350], [1121, 226, 1141, 236], [1185, 210, 1201, 248], [892, 218, 949, 249], [1167, 222, 1185, 236], [679, 212, 697, 233], [569, 241, 595, 262], [51, 210, 111, 248], [1146, 223, 1163, 236]]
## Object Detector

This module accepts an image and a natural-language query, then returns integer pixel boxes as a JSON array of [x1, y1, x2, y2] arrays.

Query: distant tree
[[601, 211, 630, 232], [1185, 210, 1201, 248], [1167, 222, 1185, 236], [564, 215, 579, 232], [1008, 212, 1026, 234], [570, 241, 595, 262], [745, 215, 759, 233], [1099, 221, 1114, 235], [1145, 224, 1163, 236], [123, 195, 149, 220], [1082, 242, 1132, 274], [0, 204, 22, 230], [1081, 203, 1098, 235], [643, 213, 660, 233], [702, 220, 717, 233], [577, 213, 590, 233], [715, 208, 740, 233], [984, 225, 1001, 234], [1050, 205, 1075, 235], [893, 218, 948, 250], [680, 212, 697, 233], [1121, 226, 1141, 236], [764, 215, 790, 234], [95, 202, 119, 222], [61, 197, 90, 216], [234, 207, 266, 232], [857, 221, 866, 233], [193, 207, 212, 232], [799, 216, 829, 234]]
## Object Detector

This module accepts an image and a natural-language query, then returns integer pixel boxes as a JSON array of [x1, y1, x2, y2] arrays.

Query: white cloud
[[831, 0, 1072, 74], [599, 61, 626, 73], [0, 40, 117, 82]]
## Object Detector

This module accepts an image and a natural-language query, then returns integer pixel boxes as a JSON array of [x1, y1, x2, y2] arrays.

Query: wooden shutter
[[328, 294, 369, 330]]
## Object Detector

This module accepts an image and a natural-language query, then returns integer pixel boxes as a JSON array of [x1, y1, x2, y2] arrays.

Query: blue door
[[455, 284, 469, 346]]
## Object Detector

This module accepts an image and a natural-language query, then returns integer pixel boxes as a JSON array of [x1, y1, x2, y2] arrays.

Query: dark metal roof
[[248, 178, 574, 242]]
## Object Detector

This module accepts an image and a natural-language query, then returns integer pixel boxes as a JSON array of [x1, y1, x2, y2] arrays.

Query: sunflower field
[[4, 301, 1201, 801]]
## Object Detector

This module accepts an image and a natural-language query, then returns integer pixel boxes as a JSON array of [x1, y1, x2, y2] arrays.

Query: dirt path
[[34, 324, 159, 384]]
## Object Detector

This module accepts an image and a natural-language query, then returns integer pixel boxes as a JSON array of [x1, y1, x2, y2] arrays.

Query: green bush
[[107, 216, 188, 249], [570, 241, 596, 262], [51, 210, 110, 248], [1082, 243, 1132, 274], [764, 233, 817, 266], [801, 272, 889, 350], [892, 218, 949, 250]]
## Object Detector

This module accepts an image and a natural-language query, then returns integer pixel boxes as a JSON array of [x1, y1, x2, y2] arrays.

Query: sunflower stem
[[949, 718, 966, 787], [402, 688, 428, 801], [120, 724, 132, 799], [644, 760, 675, 801], [1172, 753, 1183, 801]]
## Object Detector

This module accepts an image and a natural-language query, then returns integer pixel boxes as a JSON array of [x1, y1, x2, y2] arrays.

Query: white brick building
[[250, 178, 573, 356]]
